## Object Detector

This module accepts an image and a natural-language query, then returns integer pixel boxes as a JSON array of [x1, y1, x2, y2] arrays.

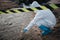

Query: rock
[[0, 12, 42, 40]]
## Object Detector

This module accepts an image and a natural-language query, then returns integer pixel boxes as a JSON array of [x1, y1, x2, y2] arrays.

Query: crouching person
[[23, 9, 56, 36]]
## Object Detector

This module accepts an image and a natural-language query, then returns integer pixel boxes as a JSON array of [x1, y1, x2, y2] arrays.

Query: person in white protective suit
[[23, 1, 56, 36]]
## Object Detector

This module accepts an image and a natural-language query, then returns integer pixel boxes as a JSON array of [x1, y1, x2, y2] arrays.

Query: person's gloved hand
[[23, 28, 28, 33]]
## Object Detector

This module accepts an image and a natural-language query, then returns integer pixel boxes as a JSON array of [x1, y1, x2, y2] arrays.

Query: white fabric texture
[[25, 9, 56, 30]]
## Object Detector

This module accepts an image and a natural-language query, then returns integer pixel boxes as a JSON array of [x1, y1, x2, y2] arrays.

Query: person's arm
[[23, 12, 44, 32]]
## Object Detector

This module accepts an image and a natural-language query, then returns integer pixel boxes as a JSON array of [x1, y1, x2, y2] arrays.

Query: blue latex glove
[[39, 25, 52, 36], [23, 29, 28, 33]]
